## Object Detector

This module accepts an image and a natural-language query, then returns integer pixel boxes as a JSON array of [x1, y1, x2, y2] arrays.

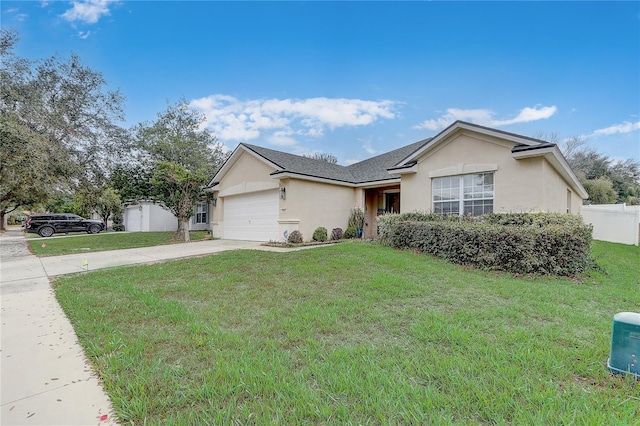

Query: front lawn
[[54, 241, 639, 424], [28, 231, 210, 256]]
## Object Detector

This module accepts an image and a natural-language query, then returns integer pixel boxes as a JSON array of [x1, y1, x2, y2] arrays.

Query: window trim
[[195, 202, 208, 224], [432, 172, 495, 216]]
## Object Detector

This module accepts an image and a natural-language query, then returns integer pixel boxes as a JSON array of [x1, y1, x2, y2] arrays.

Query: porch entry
[[382, 192, 400, 214], [363, 186, 401, 239]]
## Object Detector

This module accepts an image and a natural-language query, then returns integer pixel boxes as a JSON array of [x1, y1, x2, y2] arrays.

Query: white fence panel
[[580, 205, 640, 246]]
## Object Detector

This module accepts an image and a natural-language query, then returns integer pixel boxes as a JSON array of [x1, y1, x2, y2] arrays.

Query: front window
[[433, 173, 494, 216], [195, 202, 208, 224]]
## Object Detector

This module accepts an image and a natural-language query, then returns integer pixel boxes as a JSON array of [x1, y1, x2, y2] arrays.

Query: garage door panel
[[223, 190, 279, 241]]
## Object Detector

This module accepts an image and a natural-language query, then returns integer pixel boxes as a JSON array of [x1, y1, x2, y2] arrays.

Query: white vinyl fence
[[580, 204, 640, 246]]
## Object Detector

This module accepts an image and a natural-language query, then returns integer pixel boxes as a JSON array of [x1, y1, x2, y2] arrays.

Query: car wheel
[[38, 226, 55, 237], [88, 224, 101, 234]]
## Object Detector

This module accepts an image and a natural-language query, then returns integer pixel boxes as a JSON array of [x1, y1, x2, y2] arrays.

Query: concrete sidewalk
[[0, 229, 309, 425], [1, 229, 118, 425]]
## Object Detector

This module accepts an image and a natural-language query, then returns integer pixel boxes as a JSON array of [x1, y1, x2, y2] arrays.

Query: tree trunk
[[182, 220, 190, 242], [0, 211, 5, 231]]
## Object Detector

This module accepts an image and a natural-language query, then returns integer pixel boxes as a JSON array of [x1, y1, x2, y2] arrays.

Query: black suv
[[25, 214, 106, 237]]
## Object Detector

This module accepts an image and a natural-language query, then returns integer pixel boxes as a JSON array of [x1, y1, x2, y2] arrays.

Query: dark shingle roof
[[242, 138, 433, 185], [346, 139, 431, 182], [242, 144, 357, 183]]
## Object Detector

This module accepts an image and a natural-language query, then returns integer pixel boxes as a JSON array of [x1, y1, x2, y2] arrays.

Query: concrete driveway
[[0, 229, 307, 425]]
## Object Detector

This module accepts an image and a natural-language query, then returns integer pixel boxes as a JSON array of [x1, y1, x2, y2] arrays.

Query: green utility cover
[[607, 312, 640, 377]]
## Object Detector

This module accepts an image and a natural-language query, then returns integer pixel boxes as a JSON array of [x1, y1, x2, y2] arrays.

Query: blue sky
[[3, 1, 639, 165]]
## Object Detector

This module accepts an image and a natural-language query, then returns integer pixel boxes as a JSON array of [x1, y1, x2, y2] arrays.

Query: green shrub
[[344, 226, 357, 239], [348, 208, 365, 230], [381, 213, 592, 276], [312, 227, 328, 242], [112, 224, 125, 232], [287, 230, 303, 244], [330, 228, 343, 240]]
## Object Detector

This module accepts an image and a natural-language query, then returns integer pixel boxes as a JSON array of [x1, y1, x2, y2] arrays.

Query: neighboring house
[[207, 121, 588, 242], [123, 200, 211, 232]]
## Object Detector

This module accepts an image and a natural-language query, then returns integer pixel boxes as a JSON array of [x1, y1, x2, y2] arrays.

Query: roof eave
[[270, 171, 357, 187], [394, 120, 547, 168], [207, 144, 283, 187], [386, 162, 417, 175], [354, 177, 401, 188]]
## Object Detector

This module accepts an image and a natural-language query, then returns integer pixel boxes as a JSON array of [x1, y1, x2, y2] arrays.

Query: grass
[[53, 240, 639, 425], [28, 231, 210, 256]]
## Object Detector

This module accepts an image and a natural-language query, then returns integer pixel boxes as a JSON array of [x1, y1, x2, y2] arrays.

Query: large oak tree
[[0, 30, 129, 228]]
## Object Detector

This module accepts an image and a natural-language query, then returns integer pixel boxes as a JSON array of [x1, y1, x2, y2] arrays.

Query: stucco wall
[[281, 178, 355, 240], [211, 152, 280, 234], [400, 132, 577, 214], [123, 202, 178, 232], [541, 159, 583, 213]]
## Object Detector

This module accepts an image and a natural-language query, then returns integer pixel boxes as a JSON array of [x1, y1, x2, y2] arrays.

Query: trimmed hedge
[[344, 226, 357, 239], [287, 230, 303, 244], [330, 228, 343, 240], [312, 227, 328, 242], [377, 212, 592, 276]]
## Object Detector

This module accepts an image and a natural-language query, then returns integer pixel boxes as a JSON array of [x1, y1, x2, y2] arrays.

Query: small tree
[[581, 177, 618, 204], [94, 187, 122, 227], [151, 162, 208, 242], [136, 99, 227, 241]]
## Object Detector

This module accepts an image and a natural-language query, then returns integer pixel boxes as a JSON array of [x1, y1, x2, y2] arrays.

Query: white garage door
[[223, 190, 279, 241]]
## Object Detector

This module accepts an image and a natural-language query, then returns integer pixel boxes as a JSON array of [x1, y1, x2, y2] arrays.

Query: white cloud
[[61, 0, 116, 24], [362, 142, 379, 155], [413, 105, 557, 131], [266, 131, 298, 147], [78, 30, 92, 39], [591, 121, 640, 136], [4, 8, 27, 21], [189, 95, 397, 148]]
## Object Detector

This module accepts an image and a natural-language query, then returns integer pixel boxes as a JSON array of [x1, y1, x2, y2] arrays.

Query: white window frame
[[195, 202, 208, 224], [432, 172, 494, 216]]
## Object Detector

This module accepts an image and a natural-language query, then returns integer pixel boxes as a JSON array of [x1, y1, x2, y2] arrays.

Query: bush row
[[377, 213, 593, 276], [287, 227, 359, 244]]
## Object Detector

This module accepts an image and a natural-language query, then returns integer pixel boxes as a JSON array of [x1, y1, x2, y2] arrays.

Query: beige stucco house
[[207, 121, 588, 242]]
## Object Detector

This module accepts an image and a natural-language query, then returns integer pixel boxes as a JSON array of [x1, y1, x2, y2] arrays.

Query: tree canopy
[[535, 132, 640, 205], [135, 99, 227, 240], [303, 152, 338, 164], [0, 29, 129, 228]]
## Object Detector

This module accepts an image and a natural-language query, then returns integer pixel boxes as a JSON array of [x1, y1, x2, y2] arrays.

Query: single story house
[[123, 200, 211, 232], [207, 120, 588, 242]]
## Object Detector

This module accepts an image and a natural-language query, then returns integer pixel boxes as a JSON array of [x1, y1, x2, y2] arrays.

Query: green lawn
[[54, 241, 640, 425], [28, 231, 210, 256]]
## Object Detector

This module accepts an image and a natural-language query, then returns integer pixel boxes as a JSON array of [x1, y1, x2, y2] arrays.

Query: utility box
[[608, 312, 640, 377]]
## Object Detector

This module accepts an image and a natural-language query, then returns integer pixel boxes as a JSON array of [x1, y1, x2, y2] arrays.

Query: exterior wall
[[211, 152, 280, 238], [280, 178, 355, 241], [541, 159, 582, 214], [123, 202, 178, 232], [400, 132, 577, 214], [581, 205, 640, 246]]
